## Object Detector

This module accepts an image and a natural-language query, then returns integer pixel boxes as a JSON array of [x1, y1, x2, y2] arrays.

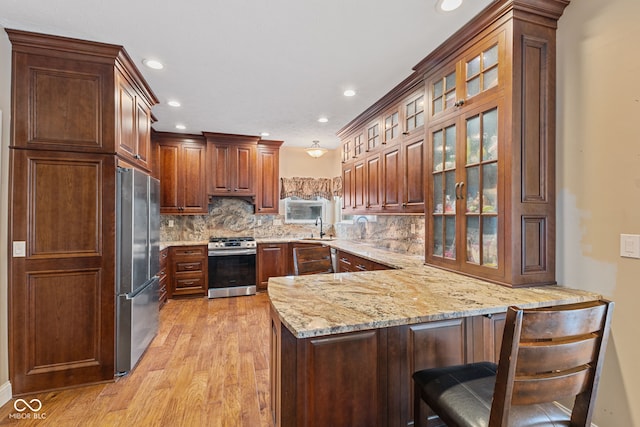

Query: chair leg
[[414, 382, 424, 427]]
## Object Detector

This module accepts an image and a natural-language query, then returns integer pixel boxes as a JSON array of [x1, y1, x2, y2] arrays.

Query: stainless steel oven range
[[207, 237, 257, 298]]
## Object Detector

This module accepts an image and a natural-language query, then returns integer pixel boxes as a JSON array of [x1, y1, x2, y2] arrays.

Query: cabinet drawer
[[176, 260, 204, 273], [173, 246, 206, 257], [160, 248, 169, 267], [174, 273, 205, 292]]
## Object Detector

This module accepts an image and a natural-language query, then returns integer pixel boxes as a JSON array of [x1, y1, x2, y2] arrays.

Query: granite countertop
[[267, 240, 602, 339]]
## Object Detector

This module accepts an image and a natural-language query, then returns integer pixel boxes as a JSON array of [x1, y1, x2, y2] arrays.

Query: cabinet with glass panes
[[422, 3, 560, 287]]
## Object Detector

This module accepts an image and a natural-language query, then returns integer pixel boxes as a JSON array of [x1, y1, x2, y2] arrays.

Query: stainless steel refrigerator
[[116, 167, 160, 375]]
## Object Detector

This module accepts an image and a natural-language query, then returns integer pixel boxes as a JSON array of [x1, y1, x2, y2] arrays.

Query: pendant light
[[305, 140, 328, 158]]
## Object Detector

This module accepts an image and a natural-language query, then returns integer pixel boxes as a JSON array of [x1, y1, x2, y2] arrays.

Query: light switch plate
[[13, 241, 26, 257], [273, 219, 282, 226], [620, 234, 640, 259]]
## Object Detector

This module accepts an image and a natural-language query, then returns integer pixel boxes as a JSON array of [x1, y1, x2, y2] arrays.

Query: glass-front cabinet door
[[428, 102, 502, 275], [463, 106, 499, 269]]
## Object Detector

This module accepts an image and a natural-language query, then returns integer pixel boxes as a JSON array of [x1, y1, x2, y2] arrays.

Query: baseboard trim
[[0, 380, 12, 407]]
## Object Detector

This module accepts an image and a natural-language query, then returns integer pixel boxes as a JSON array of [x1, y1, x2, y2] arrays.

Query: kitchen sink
[[301, 237, 335, 241]]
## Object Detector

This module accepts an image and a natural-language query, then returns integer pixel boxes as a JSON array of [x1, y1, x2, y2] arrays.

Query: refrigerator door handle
[[124, 277, 158, 300]]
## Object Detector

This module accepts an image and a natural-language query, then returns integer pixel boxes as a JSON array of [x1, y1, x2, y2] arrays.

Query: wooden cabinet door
[[402, 134, 425, 213], [116, 72, 152, 171], [381, 144, 402, 212], [257, 243, 288, 291], [341, 163, 354, 211], [9, 150, 117, 395], [352, 159, 366, 211], [180, 143, 208, 214], [298, 330, 387, 427], [232, 144, 256, 195], [407, 319, 467, 426], [256, 142, 282, 214], [208, 141, 257, 196], [157, 137, 207, 215], [208, 142, 232, 194], [365, 152, 382, 211]]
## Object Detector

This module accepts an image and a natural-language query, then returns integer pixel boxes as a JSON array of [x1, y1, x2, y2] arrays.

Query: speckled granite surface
[[267, 241, 601, 339]]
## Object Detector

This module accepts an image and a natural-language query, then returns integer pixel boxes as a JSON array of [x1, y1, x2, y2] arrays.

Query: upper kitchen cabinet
[[339, 79, 426, 215], [256, 139, 284, 214], [204, 132, 258, 197], [6, 29, 158, 172], [417, 0, 568, 287], [154, 132, 208, 215]]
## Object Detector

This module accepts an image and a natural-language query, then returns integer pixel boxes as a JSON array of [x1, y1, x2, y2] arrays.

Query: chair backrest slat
[[489, 300, 613, 426], [293, 246, 333, 276]]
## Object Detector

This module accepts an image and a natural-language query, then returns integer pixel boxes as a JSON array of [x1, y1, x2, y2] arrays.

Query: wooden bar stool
[[293, 245, 333, 275], [413, 300, 614, 427]]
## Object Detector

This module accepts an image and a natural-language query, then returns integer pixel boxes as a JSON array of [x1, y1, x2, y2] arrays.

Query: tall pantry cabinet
[[6, 29, 158, 394]]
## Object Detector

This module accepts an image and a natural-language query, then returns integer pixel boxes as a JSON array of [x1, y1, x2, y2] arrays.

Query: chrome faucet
[[315, 216, 326, 238], [356, 216, 368, 240]]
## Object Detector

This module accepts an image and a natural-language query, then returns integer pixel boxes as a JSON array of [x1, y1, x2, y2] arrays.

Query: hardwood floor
[[0, 293, 273, 427]]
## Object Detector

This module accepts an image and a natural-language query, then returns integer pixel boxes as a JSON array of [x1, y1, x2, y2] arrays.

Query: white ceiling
[[0, 0, 493, 149]]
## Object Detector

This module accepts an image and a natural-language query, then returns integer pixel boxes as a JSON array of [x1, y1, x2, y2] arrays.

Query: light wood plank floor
[[0, 293, 273, 427]]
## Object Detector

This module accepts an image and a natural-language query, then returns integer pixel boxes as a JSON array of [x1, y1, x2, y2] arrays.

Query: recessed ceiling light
[[142, 59, 164, 70], [260, 132, 270, 137], [318, 117, 329, 123], [175, 124, 186, 130], [167, 100, 181, 107], [343, 89, 356, 97], [437, 0, 463, 12]]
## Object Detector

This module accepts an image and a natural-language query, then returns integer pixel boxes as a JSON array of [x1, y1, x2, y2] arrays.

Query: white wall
[[557, 0, 640, 425], [279, 146, 341, 178], [0, 27, 12, 403]]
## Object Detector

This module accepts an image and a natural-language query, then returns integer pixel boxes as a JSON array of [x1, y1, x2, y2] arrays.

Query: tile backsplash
[[161, 198, 425, 256]]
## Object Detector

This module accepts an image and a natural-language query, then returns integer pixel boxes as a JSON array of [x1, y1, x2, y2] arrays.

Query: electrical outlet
[[273, 219, 282, 226], [257, 219, 262, 226], [620, 234, 640, 258], [168, 220, 174, 228], [411, 223, 416, 234], [13, 241, 26, 257]]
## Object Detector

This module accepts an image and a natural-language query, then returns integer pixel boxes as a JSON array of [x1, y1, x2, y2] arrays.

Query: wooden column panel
[[382, 145, 402, 212], [10, 150, 116, 394]]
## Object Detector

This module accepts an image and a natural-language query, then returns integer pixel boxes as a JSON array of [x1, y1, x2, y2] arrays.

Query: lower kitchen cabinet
[[336, 250, 391, 272], [257, 243, 289, 291], [271, 310, 503, 427], [169, 245, 207, 297], [158, 247, 169, 307]]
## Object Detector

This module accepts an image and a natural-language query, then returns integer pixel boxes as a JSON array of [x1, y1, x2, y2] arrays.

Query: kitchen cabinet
[[6, 29, 157, 395], [204, 132, 258, 197], [256, 140, 283, 214], [339, 87, 425, 215], [169, 245, 208, 297], [158, 247, 169, 308], [421, 0, 562, 287], [257, 243, 289, 291], [336, 250, 390, 272], [115, 71, 154, 170], [271, 306, 506, 427], [154, 132, 208, 215]]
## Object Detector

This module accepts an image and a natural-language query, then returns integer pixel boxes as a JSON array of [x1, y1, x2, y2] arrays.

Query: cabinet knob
[[454, 99, 465, 107], [134, 154, 142, 160], [402, 203, 407, 208], [402, 131, 409, 136]]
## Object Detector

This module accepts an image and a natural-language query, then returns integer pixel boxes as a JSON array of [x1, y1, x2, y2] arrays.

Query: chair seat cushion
[[413, 362, 572, 427]]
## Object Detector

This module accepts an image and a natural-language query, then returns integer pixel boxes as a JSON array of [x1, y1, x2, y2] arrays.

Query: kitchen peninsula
[[268, 241, 601, 427]]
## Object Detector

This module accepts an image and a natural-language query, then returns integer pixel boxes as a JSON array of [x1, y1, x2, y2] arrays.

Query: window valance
[[280, 176, 342, 200]]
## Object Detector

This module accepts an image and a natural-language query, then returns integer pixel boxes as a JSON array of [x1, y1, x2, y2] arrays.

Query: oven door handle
[[208, 249, 257, 256]]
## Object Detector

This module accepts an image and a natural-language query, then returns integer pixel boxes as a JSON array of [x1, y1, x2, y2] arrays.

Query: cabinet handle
[[455, 182, 465, 200], [134, 154, 142, 160], [402, 202, 407, 208], [454, 99, 465, 107], [402, 131, 409, 136]]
